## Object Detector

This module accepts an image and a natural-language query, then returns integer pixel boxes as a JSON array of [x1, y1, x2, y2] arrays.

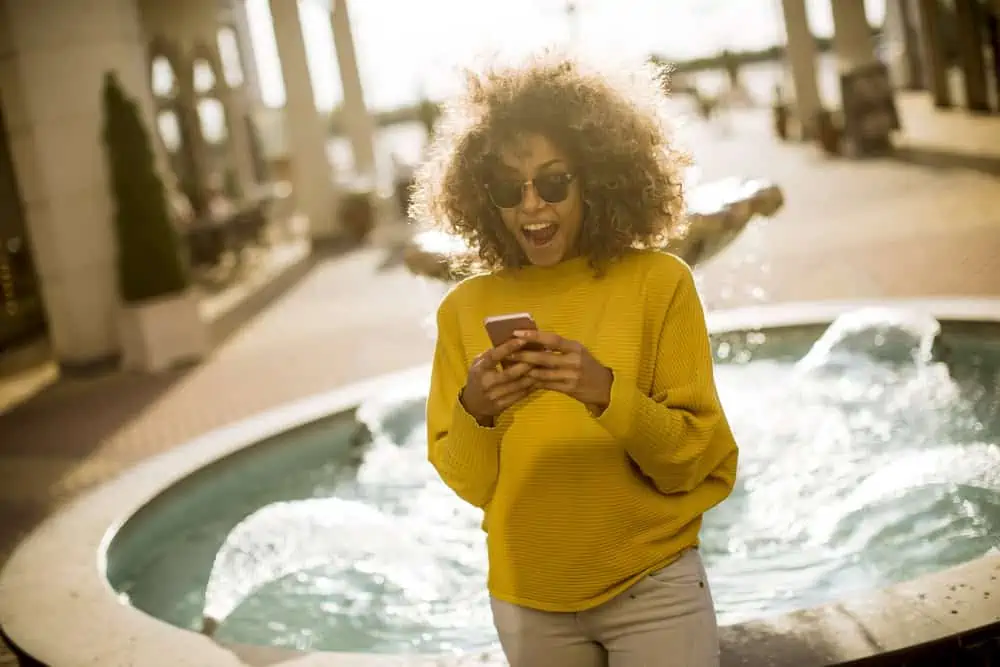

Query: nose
[[520, 181, 545, 213]]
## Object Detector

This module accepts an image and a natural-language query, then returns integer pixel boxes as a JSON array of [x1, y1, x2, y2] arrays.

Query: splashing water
[[201, 497, 402, 632], [796, 307, 943, 373]]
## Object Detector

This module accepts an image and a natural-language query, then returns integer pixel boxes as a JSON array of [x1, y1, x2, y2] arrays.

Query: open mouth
[[521, 222, 560, 247]]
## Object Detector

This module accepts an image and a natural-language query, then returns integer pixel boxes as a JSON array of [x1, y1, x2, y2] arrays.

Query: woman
[[410, 51, 739, 667]]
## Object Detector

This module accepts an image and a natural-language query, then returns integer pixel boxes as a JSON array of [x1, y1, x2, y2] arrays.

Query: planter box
[[118, 288, 210, 373]]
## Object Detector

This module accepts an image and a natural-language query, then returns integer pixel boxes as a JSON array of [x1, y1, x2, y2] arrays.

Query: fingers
[[510, 350, 578, 368], [527, 367, 579, 394], [492, 387, 534, 411], [486, 374, 536, 403], [481, 362, 533, 389], [514, 329, 578, 353], [483, 337, 528, 367], [528, 367, 578, 382]]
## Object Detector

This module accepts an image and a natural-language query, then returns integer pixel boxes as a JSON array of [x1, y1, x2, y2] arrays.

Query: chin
[[523, 244, 567, 267]]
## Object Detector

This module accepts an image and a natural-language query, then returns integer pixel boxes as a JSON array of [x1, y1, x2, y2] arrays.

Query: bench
[[181, 190, 276, 270]]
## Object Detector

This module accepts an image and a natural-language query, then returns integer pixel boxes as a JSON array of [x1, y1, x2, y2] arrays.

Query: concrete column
[[229, 0, 264, 108], [916, 0, 952, 108], [831, 0, 878, 72], [330, 0, 376, 180], [884, 0, 926, 90], [832, 0, 900, 155], [269, 0, 337, 239], [0, 0, 163, 367], [953, 0, 990, 112], [780, 0, 823, 139], [988, 5, 1000, 109]]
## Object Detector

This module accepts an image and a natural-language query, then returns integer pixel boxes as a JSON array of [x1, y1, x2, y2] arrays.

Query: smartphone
[[484, 313, 543, 367]]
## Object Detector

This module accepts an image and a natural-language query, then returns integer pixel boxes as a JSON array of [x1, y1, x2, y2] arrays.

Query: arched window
[[192, 58, 217, 95], [156, 110, 182, 152], [151, 55, 177, 100], [216, 27, 245, 88], [197, 98, 228, 144]]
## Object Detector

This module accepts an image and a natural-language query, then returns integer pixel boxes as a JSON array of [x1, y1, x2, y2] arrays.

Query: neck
[[503, 254, 591, 286]]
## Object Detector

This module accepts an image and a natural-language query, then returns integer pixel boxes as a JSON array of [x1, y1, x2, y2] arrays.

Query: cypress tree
[[101, 71, 189, 304]]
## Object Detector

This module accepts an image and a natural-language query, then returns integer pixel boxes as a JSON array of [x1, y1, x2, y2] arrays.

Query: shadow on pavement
[[0, 367, 192, 568], [887, 145, 1000, 177]]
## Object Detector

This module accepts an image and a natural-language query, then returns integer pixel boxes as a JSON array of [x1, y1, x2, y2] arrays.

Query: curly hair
[[409, 49, 691, 274]]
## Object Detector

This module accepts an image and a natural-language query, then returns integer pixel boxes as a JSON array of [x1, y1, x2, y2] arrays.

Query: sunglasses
[[486, 172, 576, 209]]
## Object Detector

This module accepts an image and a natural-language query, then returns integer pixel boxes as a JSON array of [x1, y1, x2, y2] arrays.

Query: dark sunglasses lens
[[534, 174, 571, 204], [489, 182, 523, 208]]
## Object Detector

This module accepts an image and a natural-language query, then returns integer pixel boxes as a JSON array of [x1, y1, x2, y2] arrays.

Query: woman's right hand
[[460, 338, 536, 426]]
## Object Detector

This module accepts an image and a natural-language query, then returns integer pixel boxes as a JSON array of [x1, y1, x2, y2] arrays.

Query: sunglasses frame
[[485, 172, 577, 209]]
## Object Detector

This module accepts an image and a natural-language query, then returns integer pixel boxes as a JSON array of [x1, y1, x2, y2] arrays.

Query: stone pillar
[[269, 0, 338, 239], [832, 0, 898, 154], [229, 0, 264, 108], [916, 0, 952, 108], [884, 0, 926, 90], [780, 0, 823, 139], [953, 0, 990, 112], [988, 5, 1000, 108], [330, 0, 377, 179], [0, 0, 162, 367], [831, 0, 878, 71]]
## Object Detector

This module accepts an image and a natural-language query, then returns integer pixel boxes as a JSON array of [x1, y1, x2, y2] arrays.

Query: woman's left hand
[[510, 330, 613, 413]]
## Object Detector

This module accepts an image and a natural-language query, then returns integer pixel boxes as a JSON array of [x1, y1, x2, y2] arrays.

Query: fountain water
[[796, 307, 944, 372], [200, 383, 430, 636], [200, 497, 403, 635]]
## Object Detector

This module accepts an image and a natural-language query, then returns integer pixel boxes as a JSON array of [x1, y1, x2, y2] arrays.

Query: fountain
[[1, 302, 999, 666]]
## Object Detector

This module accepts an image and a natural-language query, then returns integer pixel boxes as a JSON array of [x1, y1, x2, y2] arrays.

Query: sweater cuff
[[595, 370, 640, 441], [443, 396, 503, 461]]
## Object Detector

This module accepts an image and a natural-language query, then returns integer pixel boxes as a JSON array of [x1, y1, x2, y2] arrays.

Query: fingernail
[[513, 330, 529, 338]]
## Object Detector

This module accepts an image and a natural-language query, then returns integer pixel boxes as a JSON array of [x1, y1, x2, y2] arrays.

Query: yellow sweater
[[426, 250, 739, 612]]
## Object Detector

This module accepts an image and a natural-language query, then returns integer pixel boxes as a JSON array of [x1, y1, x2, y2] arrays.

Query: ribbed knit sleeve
[[426, 295, 503, 509], [596, 260, 738, 495]]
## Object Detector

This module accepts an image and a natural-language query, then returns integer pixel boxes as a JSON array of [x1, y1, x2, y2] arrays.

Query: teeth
[[522, 223, 555, 231]]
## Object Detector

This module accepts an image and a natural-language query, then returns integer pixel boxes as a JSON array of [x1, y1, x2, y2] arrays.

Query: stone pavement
[[1, 93, 998, 665], [682, 93, 1000, 309]]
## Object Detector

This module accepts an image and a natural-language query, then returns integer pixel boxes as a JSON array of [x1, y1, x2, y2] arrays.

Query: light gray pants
[[490, 548, 720, 667]]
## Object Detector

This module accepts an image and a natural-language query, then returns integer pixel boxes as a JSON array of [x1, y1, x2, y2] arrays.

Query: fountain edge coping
[[0, 297, 999, 667]]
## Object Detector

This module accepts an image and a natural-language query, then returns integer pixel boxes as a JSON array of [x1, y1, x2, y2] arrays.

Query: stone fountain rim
[[2, 296, 999, 667]]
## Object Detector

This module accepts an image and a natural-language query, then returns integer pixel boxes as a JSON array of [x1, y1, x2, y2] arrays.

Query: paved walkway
[[677, 90, 1000, 309], [1, 92, 998, 664]]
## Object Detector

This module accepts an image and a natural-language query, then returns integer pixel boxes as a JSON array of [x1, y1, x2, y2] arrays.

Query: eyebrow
[[496, 158, 568, 175]]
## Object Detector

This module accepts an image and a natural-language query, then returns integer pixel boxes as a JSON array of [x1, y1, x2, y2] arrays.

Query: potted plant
[[102, 72, 209, 373]]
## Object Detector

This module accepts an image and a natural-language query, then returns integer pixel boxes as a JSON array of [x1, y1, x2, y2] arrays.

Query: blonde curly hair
[[409, 49, 691, 273]]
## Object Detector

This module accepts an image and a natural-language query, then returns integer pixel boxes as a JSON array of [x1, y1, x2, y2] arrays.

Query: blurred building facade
[[0, 0, 373, 370], [1, 0, 996, 372], [780, 0, 999, 137], [883, 0, 999, 110]]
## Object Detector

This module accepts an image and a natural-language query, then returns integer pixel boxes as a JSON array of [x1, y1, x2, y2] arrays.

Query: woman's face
[[490, 134, 584, 267]]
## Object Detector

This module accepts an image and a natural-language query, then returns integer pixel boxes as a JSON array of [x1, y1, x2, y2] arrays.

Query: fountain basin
[[2, 298, 1000, 667]]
